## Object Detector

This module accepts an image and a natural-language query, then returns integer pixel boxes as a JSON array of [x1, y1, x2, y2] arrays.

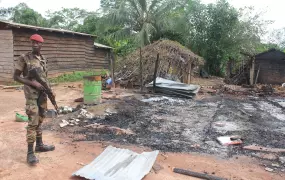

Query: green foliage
[[46, 8, 89, 30], [105, 0, 177, 47], [3, 0, 281, 77], [10, 3, 48, 26], [49, 70, 109, 83]]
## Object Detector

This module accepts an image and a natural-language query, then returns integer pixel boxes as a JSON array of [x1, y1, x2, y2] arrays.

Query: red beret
[[30, 34, 44, 43]]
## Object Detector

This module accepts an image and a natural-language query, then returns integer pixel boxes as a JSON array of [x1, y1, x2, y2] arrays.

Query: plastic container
[[83, 75, 102, 105]]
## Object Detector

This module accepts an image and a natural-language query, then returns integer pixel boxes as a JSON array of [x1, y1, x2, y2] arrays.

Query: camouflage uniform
[[14, 52, 49, 143]]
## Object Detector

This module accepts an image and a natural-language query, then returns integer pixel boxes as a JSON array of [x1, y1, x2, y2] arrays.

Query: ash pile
[[45, 93, 285, 169]]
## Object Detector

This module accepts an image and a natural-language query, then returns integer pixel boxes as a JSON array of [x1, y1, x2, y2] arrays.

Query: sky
[[0, 0, 284, 31]]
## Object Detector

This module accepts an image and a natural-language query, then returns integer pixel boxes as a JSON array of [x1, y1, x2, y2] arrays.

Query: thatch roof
[[116, 40, 205, 86], [128, 40, 204, 66]]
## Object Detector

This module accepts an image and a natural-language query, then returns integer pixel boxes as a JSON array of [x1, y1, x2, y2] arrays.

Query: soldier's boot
[[27, 143, 39, 165], [35, 136, 55, 152]]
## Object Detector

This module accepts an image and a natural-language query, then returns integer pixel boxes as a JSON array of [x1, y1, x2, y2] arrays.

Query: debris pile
[[59, 109, 94, 128], [115, 40, 205, 87]]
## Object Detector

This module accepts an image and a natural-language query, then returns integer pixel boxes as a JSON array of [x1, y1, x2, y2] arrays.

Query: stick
[[140, 47, 143, 92], [173, 168, 228, 180], [243, 145, 285, 153], [153, 53, 160, 93]]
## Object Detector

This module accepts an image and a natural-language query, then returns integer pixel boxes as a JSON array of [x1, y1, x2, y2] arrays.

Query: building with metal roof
[[0, 20, 113, 83]]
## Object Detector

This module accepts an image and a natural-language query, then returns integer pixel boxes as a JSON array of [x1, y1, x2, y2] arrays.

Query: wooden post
[[110, 51, 115, 88], [153, 53, 160, 93], [250, 57, 255, 85], [187, 62, 192, 84], [255, 65, 260, 85], [140, 47, 143, 92]]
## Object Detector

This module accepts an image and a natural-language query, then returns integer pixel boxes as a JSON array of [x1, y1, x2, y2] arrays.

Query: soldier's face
[[31, 40, 42, 53]]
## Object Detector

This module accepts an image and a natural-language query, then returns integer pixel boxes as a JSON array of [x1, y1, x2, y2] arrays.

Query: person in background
[[102, 72, 112, 90]]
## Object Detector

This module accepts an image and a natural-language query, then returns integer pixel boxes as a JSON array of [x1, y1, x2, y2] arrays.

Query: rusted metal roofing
[[0, 20, 96, 37], [94, 42, 112, 49], [72, 146, 159, 180]]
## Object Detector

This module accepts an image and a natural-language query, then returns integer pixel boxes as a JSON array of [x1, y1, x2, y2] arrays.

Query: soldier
[[14, 34, 55, 165]]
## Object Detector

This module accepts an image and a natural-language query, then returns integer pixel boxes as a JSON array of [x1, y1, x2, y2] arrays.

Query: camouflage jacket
[[14, 52, 50, 99]]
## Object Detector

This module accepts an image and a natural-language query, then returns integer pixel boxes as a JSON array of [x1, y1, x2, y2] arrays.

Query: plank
[[0, 43, 13, 48], [0, 53, 13, 58], [14, 41, 89, 49], [0, 30, 13, 36], [0, 57, 13, 62], [14, 35, 87, 43], [14, 47, 86, 53]]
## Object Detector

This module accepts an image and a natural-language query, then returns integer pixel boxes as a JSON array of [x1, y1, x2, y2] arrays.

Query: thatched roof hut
[[116, 40, 205, 86]]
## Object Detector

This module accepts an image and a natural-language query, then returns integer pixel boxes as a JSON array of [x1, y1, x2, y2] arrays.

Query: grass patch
[[49, 70, 109, 83], [7, 70, 109, 85]]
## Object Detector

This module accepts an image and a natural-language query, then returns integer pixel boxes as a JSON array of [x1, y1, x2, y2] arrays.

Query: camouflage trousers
[[25, 93, 47, 143]]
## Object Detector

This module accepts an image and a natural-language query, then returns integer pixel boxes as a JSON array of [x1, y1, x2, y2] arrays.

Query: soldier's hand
[[31, 80, 45, 91]]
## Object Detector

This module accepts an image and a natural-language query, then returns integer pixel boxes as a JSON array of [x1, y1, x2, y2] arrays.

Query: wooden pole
[[250, 57, 255, 85], [153, 53, 160, 93], [110, 51, 115, 88], [187, 63, 192, 84], [189, 63, 192, 84], [140, 47, 143, 92], [173, 168, 227, 180], [255, 66, 260, 85]]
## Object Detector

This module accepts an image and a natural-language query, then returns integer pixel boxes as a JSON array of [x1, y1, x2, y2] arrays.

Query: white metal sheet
[[72, 146, 159, 180]]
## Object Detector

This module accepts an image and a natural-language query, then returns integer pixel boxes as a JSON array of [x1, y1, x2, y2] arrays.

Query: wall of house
[[255, 51, 285, 84], [0, 29, 14, 82], [12, 29, 110, 77]]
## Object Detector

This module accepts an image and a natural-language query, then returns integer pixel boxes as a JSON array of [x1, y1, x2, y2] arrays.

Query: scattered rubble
[[58, 106, 74, 114], [271, 163, 280, 168], [78, 109, 94, 119], [279, 157, 285, 164], [60, 120, 69, 128], [251, 153, 278, 161], [265, 167, 274, 172]]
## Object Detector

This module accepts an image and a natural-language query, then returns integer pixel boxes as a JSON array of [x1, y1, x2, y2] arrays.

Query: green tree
[[10, 3, 48, 26], [46, 8, 89, 30], [106, 0, 177, 47], [174, 0, 269, 75]]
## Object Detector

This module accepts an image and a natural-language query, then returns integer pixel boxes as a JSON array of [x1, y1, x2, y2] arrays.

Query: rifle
[[29, 67, 58, 113]]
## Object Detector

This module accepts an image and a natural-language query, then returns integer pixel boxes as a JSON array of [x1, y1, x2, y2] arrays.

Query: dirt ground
[[0, 82, 284, 180]]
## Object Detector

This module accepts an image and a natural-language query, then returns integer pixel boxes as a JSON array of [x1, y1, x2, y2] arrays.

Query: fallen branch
[[173, 168, 228, 180], [244, 145, 285, 153]]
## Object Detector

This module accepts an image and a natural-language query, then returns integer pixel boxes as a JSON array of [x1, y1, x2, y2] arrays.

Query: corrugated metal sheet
[[72, 146, 159, 180], [0, 20, 95, 37], [146, 77, 200, 98], [94, 42, 112, 49]]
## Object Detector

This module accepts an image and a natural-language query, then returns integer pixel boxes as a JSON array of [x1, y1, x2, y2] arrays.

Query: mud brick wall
[[0, 21, 111, 83], [255, 50, 285, 85]]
